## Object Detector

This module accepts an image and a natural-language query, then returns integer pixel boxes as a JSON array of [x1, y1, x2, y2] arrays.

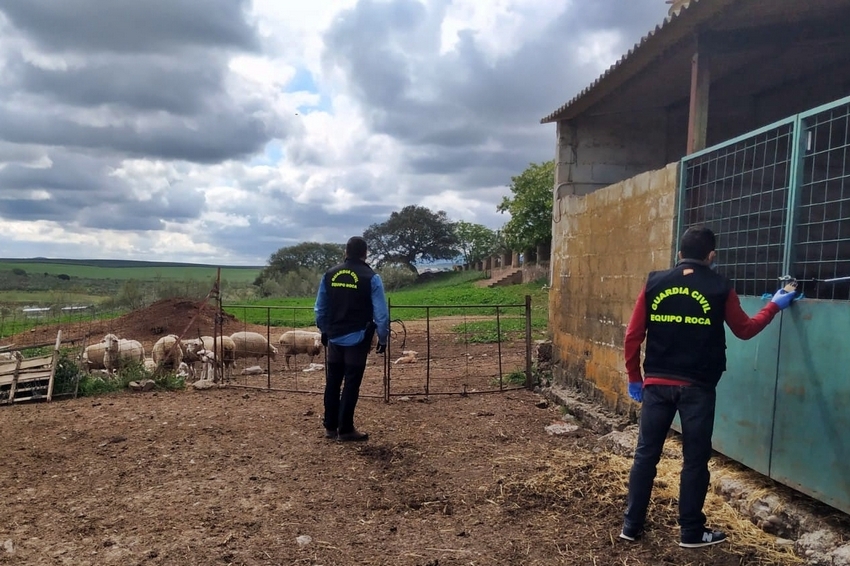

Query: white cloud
[[0, 0, 669, 266]]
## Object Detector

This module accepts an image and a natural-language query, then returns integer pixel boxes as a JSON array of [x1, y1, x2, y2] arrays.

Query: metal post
[[496, 307, 503, 391], [426, 306, 431, 396], [524, 295, 533, 389], [384, 297, 391, 402]]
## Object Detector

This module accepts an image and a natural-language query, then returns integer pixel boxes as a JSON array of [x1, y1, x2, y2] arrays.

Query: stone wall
[[549, 163, 678, 412]]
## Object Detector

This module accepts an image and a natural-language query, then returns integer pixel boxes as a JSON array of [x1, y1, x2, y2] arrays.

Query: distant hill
[[0, 258, 262, 269]]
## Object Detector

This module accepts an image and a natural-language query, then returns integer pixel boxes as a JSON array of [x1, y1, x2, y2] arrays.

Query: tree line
[[254, 160, 554, 297]]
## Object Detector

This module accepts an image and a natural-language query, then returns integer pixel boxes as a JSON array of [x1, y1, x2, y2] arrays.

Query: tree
[[496, 160, 554, 253], [454, 221, 496, 266], [255, 242, 345, 288], [363, 205, 460, 274]]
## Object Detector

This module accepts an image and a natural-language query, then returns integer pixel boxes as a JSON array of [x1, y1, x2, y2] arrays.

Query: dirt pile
[[2, 297, 247, 352]]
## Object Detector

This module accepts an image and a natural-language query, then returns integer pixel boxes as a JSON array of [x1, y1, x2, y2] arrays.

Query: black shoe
[[324, 428, 338, 439], [618, 525, 643, 542], [679, 529, 727, 548], [338, 430, 369, 442]]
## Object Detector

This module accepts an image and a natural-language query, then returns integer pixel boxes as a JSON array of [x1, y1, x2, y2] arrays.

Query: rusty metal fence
[[222, 297, 534, 399]]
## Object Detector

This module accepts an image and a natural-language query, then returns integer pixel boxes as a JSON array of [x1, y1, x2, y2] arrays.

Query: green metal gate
[[678, 95, 850, 514]]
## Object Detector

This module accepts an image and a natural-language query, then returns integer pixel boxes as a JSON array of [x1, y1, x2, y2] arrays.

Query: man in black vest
[[314, 236, 389, 442], [619, 226, 797, 547]]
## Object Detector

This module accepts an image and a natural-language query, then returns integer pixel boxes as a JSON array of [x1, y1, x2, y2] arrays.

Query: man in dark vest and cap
[[314, 236, 389, 441], [619, 226, 797, 548]]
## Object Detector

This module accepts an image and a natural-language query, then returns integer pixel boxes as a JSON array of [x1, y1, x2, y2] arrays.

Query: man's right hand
[[375, 343, 386, 354], [770, 288, 796, 310]]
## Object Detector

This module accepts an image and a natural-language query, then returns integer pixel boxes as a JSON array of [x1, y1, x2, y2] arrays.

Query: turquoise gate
[[678, 95, 850, 515]]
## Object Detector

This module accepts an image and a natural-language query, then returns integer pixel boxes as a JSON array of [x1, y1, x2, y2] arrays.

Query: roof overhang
[[541, 0, 850, 124]]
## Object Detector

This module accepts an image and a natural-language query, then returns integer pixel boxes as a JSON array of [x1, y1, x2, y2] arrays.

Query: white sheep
[[82, 333, 120, 372], [151, 334, 184, 370], [230, 331, 278, 365], [278, 330, 323, 370], [103, 336, 145, 372]]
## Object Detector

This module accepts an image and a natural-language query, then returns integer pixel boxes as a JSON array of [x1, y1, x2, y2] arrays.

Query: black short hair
[[679, 226, 716, 260], [345, 236, 368, 260]]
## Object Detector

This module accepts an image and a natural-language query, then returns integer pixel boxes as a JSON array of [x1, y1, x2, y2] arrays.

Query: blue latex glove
[[770, 288, 797, 310], [628, 382, 643, 403]]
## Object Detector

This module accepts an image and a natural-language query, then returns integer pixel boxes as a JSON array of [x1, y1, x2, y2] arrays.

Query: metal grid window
[[680, 124, 792, 297], [680, 96, 850, 300], [794, 102, 850, 300]]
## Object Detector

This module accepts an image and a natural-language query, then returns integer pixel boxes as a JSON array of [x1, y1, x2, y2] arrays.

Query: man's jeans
[[323, 337, 371, 435], [624, 384, 717, 536]]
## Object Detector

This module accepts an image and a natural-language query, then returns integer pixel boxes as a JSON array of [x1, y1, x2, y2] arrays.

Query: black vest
[[642, 260, 732, 387], [322, 259, 376, 338]]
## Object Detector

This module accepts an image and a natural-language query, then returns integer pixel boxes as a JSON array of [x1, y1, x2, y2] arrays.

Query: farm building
[[542, 0, 850, 514]]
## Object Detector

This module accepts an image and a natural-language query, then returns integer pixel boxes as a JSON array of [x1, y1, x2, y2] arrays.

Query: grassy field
[[0, 258, 261, 283], [223, 271, 550, 339]]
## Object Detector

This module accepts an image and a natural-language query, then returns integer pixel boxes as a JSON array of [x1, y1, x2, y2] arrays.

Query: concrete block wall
[[549, 163, 679, 413]]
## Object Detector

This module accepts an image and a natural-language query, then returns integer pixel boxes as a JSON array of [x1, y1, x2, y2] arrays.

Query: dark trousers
[[322, 338, 371, 434], [624, 384, 716, 537]]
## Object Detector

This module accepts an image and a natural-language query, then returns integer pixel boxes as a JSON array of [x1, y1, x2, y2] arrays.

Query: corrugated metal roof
[[540, 0, 721, 124]]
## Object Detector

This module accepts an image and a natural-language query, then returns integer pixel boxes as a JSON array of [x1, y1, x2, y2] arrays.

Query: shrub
[[12, 268, 26, 276], [377, 266, 418, 291]]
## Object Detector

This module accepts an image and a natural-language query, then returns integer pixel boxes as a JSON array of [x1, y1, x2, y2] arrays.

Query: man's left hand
[[628, 382, 643, 403]]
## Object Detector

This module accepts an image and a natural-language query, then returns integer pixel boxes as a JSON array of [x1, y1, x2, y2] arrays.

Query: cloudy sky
[[0, 0, 669, 266]]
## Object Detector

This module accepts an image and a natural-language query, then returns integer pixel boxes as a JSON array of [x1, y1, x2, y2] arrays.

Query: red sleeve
[[624, 289, 647, 383], [724, 288, 780, 339]]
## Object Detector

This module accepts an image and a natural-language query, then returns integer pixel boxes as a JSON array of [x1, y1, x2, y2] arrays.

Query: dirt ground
[[0, 300, 813, 565]]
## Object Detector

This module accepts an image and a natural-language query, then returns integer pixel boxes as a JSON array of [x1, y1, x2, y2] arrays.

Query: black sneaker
[[324, 428, 338, 439], [679, 529, 727, 548], [618, 525, 643, 542], [338, 429, 369, 442]]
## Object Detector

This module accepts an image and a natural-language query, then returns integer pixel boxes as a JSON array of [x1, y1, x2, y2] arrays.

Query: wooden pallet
[[0, 331, 61, 405]]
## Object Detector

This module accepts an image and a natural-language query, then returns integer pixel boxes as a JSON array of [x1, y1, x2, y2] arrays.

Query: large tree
[[454, 221, 496, 266], [363, 205, 460, 274], [496, 160, 554, 252]]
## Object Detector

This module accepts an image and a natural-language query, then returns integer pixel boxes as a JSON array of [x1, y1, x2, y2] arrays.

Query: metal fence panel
[[711, 297, 782, 477], [772, 301, 850, 514], [680, 121, 793, 297]]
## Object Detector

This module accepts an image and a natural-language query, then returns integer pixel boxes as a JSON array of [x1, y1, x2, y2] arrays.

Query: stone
[[544, 422, 579, 436], [192, 379, 215, 390]]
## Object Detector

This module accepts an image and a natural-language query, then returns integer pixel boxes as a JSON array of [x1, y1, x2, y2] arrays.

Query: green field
[[0, 290, 108, 304], [0, 258, 261, 283], [223, 271, 550, 340]]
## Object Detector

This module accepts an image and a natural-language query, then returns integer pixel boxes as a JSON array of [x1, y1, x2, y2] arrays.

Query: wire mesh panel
[[793, 100, 850, 300], [680, 123, 793, 297], [221, 301, 533, 397]]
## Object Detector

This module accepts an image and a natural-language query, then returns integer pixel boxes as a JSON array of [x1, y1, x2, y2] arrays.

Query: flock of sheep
[[81, 330, 324, 381]]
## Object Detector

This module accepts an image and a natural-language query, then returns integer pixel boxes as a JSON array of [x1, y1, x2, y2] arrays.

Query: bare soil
[[0, 300, 805, 565]]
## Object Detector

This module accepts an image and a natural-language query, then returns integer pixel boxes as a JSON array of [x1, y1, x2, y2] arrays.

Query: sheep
[[278, 330, 323, 370], [230, 331, 278, 365], [151, 334, 184, 371], [82, 334, 144, 374], [103, 336, 145, 372], [82, 333, 120, 372]]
